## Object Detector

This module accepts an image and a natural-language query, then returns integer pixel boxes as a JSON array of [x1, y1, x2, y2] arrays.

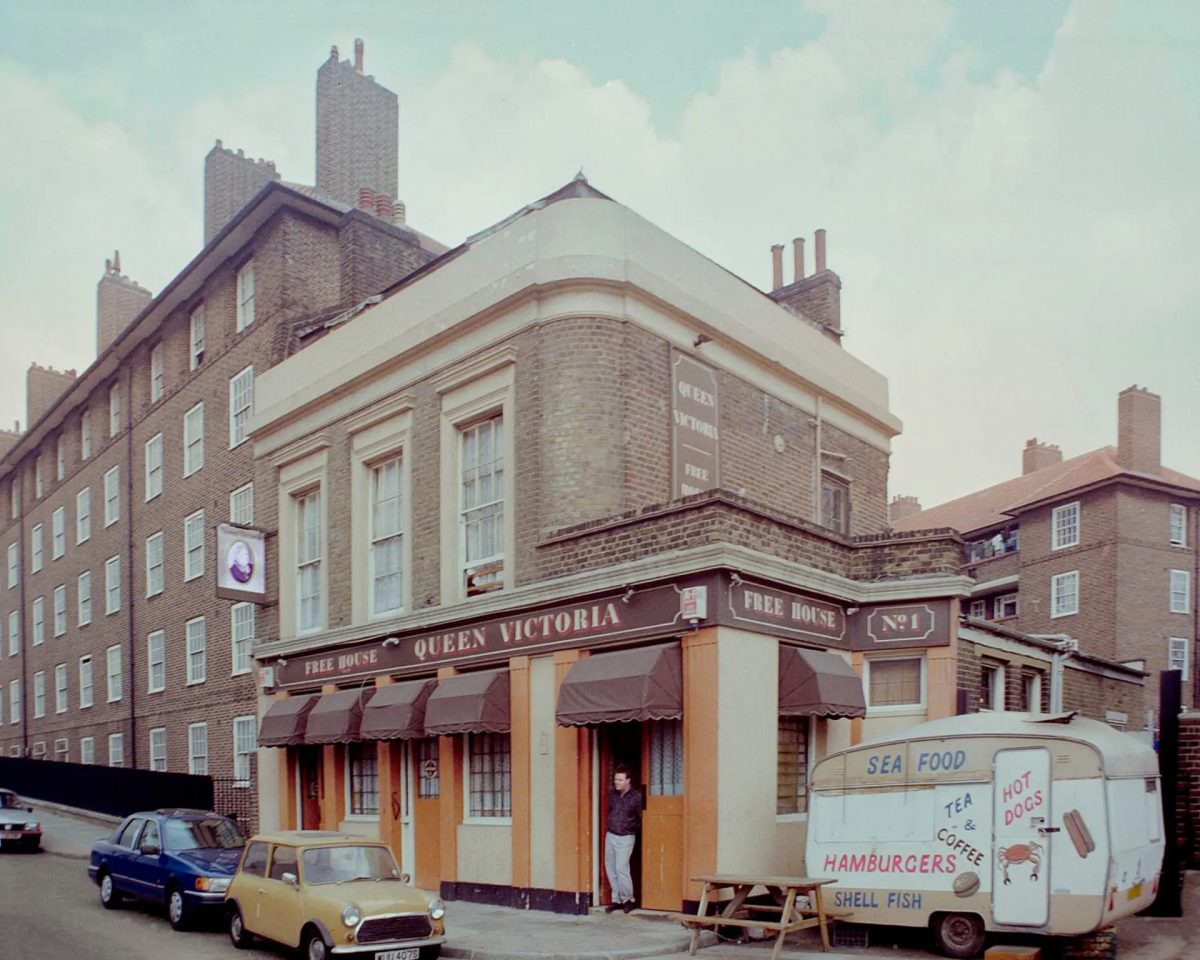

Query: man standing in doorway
[[604, 763, 643, 913]]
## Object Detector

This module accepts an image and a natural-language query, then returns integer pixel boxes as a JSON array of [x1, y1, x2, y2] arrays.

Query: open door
[[413, 738, 441, 890], [599, 724, 643, 907], [992, 747, 1051, 926]]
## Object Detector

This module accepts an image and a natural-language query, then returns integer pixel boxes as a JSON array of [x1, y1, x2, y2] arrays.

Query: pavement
[[18, 797, 1200, 960]]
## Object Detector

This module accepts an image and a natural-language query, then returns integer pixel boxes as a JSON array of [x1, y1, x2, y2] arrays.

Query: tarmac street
[[4, 801, 1198, 960]]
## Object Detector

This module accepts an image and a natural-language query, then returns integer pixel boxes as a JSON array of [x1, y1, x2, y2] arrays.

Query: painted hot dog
[[1064, 808, 1095, 857]]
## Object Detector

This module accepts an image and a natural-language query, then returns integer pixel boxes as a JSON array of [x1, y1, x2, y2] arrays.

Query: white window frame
[[109, 382, 121, 437], [1024, 673, 1043, 714], [106, 644, 122, 703], [104, 465, 120, 526], [145, 531, 164, 597], [77, 571, 92, 626], [1170, 569, 1191, 614], [53, 738, 69, 762], [31, 596, 44, 646], [980, 662, 1006, 712], [108, 733, 124, 767], [150, 342, 165, 403], [231, 603, 255, 676], [52, 584, 66, 637], [233, 716, 256, 785], [230, 482, 254, 526], [144, 433, 164, 501], [345, 742, 381, 819], [149, 727, 167, 772], [188, 722, 208, 775], [1168, 638, 1191, 681], [54, 663, 67, 714], [458, 417, 506, 598], [55, 434, 65, 481], [968, 599, 986, 619], [183, 402, 204, 477], [369, 455, 405, 618], [35, 454, 43, 498], [7, 542, 17, 588], [52, 506, 65, 559], [32, 670, 45, 718], [105, 555, 121, 614], [1169, 503, 1188, 546], [79, 736, 95, 765], [277, 444, 328, 639], [7, 610, 18, 657], [863, 655, 927, 715], [1051, 570, 1080, 618], [80, 410, 91, 460], [296, 490, 323, 633], [464, 732, 513, 823], [76, 487, 91, 543], [8, 679, 19, 724], [189, 304, 206, 370], [31, 523, 43, 572], [78, 655, 93, 708], [184, 510, 205, 581], [229, 365, 254, 448], [236, 261, 255, 332], [1051, 501, 1080, 550], [147, 630, 166, 693], [185, 616, 207, 685]]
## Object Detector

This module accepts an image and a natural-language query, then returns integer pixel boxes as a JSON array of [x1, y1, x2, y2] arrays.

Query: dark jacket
[[606, 787, 643, 836]]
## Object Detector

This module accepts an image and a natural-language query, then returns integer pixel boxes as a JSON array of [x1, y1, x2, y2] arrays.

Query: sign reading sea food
[[671, 348, 720, 498]]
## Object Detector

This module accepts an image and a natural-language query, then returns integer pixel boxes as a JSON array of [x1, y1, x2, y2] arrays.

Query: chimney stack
[[1116, 385, 1161, 474], [96, 252, 152, 356], [26, 363, 78, 430], [815, 228, 827, 273], [354, 38, 364, 72], [889, 495, 923, 524], [770, 244, 784, 291], [793, 237, 805, 283], [1022, 438, 1063, 475]]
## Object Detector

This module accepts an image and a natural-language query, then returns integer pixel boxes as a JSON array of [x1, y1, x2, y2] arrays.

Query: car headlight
[[195, 877, 230, 893], [341, 904, 362, 928], [428, 898, 446, 921], [25, 821, 39, 830]]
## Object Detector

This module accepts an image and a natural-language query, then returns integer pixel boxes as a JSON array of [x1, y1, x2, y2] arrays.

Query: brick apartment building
[[891, 386, 1199, 722], [0, 43, 442, 826], [245, 177, 1145, 915]]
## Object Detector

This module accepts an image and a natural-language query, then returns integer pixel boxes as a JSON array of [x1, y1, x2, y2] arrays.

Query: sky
[[1, 0, 1197, 509]]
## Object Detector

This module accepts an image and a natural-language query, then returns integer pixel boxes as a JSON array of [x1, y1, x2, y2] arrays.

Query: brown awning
[[258, 694, 319, 747], [360, 679, 437, 740], [305, 688, 371, 744], [424, 670, 510, 735], [779, 646, 865, 719], [556, 643, 682, 726]]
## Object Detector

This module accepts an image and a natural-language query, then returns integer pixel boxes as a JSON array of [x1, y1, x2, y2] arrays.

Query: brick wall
[[203, 143, 280, 245], [1179, 712, 1200, 867], [338, 214, 436, 305], [1061, 665, 1145, 723]]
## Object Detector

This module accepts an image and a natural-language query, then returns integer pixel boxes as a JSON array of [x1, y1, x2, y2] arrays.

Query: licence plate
[[1127, 883, 1143, 900], [0, 831, 20, 839], [375, 951, 419, 960]]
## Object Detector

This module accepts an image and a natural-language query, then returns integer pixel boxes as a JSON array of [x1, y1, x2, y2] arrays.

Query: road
[[0, 848, 285, 960]]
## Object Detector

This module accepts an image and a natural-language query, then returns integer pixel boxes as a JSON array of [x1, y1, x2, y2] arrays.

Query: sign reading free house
[[216, 523, 266, 602]]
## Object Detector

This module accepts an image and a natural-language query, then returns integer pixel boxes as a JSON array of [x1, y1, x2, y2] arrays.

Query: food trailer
[[806, 712, 1164, 957]]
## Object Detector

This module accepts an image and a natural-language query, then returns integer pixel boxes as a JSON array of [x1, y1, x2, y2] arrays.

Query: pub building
[[246, 179, 1140, 914]]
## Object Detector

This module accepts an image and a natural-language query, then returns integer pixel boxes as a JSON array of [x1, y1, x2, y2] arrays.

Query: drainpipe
[[17, 483, 28, 756], [811, 396, 823, 525], [124, 383, 138, 768], [1049, 635, 1078, 713]]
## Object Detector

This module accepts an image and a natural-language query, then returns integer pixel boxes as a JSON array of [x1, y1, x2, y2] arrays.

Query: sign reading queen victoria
[[216, 523, 267, 602]]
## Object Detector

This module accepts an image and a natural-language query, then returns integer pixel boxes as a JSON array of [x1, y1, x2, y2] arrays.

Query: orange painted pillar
[[437, 666, 462, 885], [682, 628, 719, 903], [272, 691, 297, 830], [509, 657, 531, 892], [373, 677, 401, 859], [554, 649, 592, 898], [319, 684, 345, 828]]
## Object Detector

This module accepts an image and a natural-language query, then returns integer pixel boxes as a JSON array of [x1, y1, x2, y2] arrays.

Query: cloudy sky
[[1, 0, 1196, 509]]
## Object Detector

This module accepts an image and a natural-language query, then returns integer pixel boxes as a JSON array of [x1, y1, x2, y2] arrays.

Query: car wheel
[[99, 871, 122, 909], [420, 947, 442, 960], [228, 904, 253, 949], [304, 927, 330, 960], [167, 885, 191, 931], [931, 912, 985, 959], [23, 837, 40, 852]]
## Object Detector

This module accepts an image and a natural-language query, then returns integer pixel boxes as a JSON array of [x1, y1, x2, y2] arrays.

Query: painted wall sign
[[671, 348, 720, 498], [216, 523, 267, 602], [850, 599, 951, 650], [726, 577, 846, 645]]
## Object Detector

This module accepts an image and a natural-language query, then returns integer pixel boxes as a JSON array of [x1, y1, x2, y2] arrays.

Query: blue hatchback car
[[88, 809, 245, 930]]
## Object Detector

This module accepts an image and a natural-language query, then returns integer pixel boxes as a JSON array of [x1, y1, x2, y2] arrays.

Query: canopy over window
[[556, 643, 682, 726], [778, 646, 865, 719], [424, 669, 510, 736], [305, 688, 370, 744], [360, 679, 437, 740], [259, 694, 319, 747]]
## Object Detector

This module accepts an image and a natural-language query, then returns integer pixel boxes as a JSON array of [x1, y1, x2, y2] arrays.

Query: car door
[[129, 819, 168, 903], [108, 818, 146, 898], [235, 841, 270, 936], [259, 844, 304, 947]]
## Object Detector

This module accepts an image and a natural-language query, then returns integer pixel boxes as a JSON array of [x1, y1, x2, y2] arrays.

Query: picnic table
[[669, 874, 846, 960]]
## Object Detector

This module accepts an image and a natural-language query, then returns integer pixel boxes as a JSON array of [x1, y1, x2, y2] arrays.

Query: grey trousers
[[605, 831, 636, 903]]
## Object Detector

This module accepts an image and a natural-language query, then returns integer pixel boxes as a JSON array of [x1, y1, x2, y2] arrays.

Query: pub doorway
[[297, 746, 322, 829]]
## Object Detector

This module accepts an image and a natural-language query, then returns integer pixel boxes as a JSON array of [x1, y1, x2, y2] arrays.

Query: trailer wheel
[[931, 912, 985, 958]]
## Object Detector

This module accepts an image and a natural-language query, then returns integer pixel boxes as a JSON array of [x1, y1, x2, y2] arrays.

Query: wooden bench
[[668, 874, 846, 960]]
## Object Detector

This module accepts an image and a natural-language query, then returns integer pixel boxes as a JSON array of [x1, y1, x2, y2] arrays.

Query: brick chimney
[[96, 251, 153, 356], [1116, 385, 1161, 474], [769, 229, 843, 344], [1022, 438, 1063, 475], [203, 141, 281, 244], [0, 423, 20, 461], [27, 363, 77, 430], [889, 495, 923, 524]]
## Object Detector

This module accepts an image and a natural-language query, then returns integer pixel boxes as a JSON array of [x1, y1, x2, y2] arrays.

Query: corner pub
[[247, 177, 992, 915]]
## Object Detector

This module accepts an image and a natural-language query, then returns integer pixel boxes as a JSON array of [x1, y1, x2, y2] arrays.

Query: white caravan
[[806, 712, 1164, 957]]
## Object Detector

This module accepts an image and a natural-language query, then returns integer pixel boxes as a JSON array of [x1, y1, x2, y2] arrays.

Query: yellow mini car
[[225, 831, 445, 960]]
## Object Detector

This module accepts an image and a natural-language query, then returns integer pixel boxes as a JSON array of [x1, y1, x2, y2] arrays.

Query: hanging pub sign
[[671, 348, 720, 498], [216, 523, 267, 603]]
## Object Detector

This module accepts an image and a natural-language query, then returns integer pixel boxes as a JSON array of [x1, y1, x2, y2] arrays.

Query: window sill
[[865, 704, 926, 716], [343, 814, 380, 823], [186, 679, 206, 687], [775, 813, 808, 824], [462, 817, 513, 827]]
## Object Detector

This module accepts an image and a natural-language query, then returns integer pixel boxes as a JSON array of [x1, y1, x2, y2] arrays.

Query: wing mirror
[[140, 841, 161, 856], [281, 871, 298, 887]]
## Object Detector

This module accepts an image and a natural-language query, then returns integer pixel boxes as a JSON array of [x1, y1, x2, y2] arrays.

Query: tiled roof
[[892, 446, 1200, 536]]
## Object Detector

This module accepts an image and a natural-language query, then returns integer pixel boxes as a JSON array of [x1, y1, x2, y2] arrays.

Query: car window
[[0, 792, 20, 809], [116, 818, 144, 848], [163, 817, 244, 851], [301, 844, 400, 885], [141, 820, 161, 850], [241, 841, 269, 877], [268, 845, 298, 881]]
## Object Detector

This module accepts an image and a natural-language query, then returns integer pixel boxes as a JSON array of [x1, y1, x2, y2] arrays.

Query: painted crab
[[998, 840, 1043, 885]]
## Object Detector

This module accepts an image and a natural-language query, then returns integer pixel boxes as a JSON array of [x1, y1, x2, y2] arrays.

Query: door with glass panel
[[641, 719, 685, 911], [413, 738, 441, 889]]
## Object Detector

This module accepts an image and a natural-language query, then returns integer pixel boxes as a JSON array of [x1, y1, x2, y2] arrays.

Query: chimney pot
[[793, 237, 805, 283], [375, 194, 394, 221], [354, 38, 364, 72], [358, 187, 375, 211], [770, 244, 784, 291], [815, 229, 827, 273]]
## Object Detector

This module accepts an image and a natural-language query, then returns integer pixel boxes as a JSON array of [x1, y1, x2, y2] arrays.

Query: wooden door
[[641, 719, 685, 911], [413, 738, 442, 891], [298, 747, 322, 829]]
